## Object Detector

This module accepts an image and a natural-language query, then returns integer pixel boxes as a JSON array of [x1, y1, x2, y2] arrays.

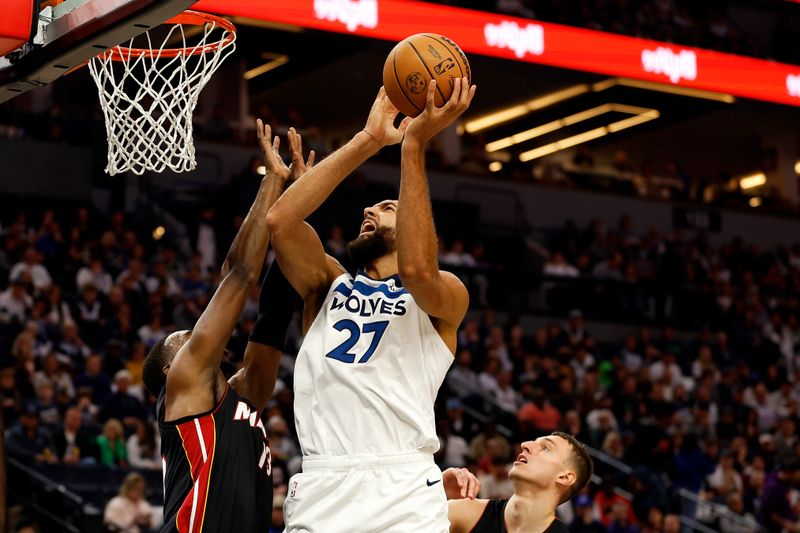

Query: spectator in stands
[[76, 257, 112, 294], [33, 381, 60, 429], [446, 398, 474, 441], [543, 252, 580, 278], [53, 406, 97, 464], [9, 247, 52, 292], [594, 479, 637, 529], [437, 419, 471, 468], [126, 420, 160, 470], [1, 367, 21, 422], [566, 310, 590, 347], [494, 370, 520, 414], [136, 312, 167, 349], [720, 492, 758, 533], [103, 472, 154, 533], [5, 403, 57, 464], [100, 369, 147, 431], [125, 340, 147, 391], [477, 454, 514, 499], [0, 276, 32, 324], [607, 501, 640, 533], [478, 357, 501, 397], [707, 451, 743, 500], [74, 283, 106, 346], [34, 351, 75, 401], [55, 320, 91, 370], [96, 418, 128, 468], [518, 388, 562, 436], [74, 353, 112, 406], [662, 514, 681, 533], [324, 224, 347, 261], [758, 462, 800, 532], [447, 349, 481, 399], [571, 493, 606, 533]]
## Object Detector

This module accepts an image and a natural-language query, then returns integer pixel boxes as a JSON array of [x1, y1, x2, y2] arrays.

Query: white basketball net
[[88, 15, 236, 176]]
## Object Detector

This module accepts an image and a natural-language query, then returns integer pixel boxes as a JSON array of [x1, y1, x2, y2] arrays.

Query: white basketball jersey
[[293, 271, 454, 457]]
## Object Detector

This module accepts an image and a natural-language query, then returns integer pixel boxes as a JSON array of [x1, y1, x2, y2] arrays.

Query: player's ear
[[162, 364, 170, 376], [556, 470, 576, 490]]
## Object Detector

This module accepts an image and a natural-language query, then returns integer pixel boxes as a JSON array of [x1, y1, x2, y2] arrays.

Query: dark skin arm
[[163, 120, 288, 421], [228, 129, 310, 410]]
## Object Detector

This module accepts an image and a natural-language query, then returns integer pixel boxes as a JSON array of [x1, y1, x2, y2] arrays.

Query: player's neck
[[505, 491, 558, 533], [363, 253, 398, 280]]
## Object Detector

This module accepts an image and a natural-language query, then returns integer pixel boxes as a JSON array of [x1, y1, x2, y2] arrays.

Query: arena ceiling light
[[604, 78, 736, 103], [244, 52, 289, 80], [795, 161, 800, 174], [466, 74, 734, 138], [464, 84, 590, 133], [486, 103, 655, 152], [739, 173, 767, 190], [518, 109, 660, 162]]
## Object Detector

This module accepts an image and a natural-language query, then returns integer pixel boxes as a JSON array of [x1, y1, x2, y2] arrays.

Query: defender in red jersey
[[142, 121, 313, 533]]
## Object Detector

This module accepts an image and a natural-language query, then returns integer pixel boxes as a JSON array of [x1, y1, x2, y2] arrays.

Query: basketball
[[382, 33, 471, 118]]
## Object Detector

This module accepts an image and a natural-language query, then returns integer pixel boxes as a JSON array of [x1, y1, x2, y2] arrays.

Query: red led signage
[[194, 0, 800, 106]]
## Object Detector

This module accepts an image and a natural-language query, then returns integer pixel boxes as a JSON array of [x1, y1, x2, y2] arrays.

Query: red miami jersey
[[157, 384, 272, 532]]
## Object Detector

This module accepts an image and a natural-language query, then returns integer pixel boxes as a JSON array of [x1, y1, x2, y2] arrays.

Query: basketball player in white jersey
[[267, 77, 476, 532]]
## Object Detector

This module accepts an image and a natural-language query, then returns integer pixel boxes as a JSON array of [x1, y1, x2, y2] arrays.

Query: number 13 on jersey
[[326, 319, 389, 364]]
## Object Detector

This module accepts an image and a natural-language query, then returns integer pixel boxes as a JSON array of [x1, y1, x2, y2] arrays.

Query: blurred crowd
[[428, 0, 800, 64], [2, 198, 800, 532]]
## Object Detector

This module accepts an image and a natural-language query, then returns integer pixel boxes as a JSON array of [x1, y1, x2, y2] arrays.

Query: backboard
[[0, 0, 196, 103]]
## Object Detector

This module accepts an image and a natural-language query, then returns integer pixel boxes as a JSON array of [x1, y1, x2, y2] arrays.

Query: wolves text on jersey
[[329, 293, 407, 317]]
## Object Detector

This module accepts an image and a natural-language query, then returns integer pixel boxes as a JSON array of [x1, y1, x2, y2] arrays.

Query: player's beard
[[346, 225, 397, 267]]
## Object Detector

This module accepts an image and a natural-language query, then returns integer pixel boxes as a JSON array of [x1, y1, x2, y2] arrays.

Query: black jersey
[[157, 384, 272, 533], [471, 499, 571, 533]]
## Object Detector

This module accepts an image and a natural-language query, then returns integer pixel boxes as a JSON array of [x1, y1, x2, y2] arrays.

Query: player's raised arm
[[267, 87, 411, 299], [229, 261, 297, 411], [166, 120, 290, 399], [398, 78, 476, 337]]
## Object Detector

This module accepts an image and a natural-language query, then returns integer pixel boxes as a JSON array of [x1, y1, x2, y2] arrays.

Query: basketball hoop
[[88, 11, 236, 176]]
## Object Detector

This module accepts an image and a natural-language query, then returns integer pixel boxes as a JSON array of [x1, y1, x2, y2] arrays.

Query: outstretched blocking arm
[[267, 87, 411, 299], [229, 260, 298, 411], [398, 78, 476, 333], [166, 120, 290, 405]]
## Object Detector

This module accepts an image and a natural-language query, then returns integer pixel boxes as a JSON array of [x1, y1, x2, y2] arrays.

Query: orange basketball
[[382, 33, 471, 118]]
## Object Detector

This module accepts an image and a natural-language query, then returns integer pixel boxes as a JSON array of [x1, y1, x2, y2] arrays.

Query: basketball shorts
[[283, 451, 450, 533]]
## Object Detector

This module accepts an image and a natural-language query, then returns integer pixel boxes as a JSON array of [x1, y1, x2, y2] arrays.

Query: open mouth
[[360, 220, 377, 234], [515, 454, 528, 464]]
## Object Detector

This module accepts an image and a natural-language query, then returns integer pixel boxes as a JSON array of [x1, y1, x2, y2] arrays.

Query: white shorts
[[283, 451, 450, 533]]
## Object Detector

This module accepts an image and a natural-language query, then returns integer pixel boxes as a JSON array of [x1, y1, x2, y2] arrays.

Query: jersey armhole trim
[[423, 312, 456, 358]]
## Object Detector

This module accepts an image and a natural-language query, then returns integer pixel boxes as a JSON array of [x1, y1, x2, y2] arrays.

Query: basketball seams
[[406, 40, 448, 104], [424, 34, 471, 84], [391, 49, 423, 115], [421, 34, 465, 81]]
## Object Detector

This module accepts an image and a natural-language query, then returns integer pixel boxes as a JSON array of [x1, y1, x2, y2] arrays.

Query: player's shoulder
[[448, 498, 493, 533]]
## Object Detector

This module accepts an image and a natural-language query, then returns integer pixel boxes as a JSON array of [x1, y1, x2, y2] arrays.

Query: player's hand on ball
[[405, 77, 476, 146], [287, 127, 316, 181], [257, 119, 291, 181], [442, 467, 481, 500], [362, 87, 412, 148]]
